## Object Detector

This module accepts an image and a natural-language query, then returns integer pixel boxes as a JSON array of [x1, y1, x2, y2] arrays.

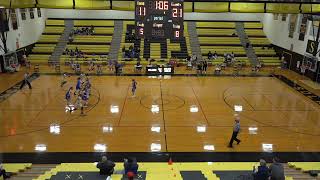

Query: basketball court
[[1, 74, 319, 153]]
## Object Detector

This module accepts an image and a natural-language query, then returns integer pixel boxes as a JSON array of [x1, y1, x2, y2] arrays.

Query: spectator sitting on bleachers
[[123, 45, 140, 59], [68, 34, 73, 43], [253, 159, 269, 180], [70, 50, 74, 57], [65, 48, 70, 55], [191, 54, 197, 62], [212, 51, 218, 60], [72, 26, 94, 36], [96, 156, 115, 176], [88, 59, 95, 71], [124, 157, 139, 179], [208, 51, 213, 60], [269, 157, 285, 180], [0, 163, 11, 179]]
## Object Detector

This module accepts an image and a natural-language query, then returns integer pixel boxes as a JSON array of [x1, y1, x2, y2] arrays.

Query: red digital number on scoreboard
[[139, 28, 144, 35], [172, 8, 183, 18], [138, 6, 146, 16], [175, 30, 179, 38], [155, 1, 169, 10]]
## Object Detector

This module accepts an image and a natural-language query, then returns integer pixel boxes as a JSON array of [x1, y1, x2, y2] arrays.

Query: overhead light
[[248, 127, 258, 135], [151, 105, 159, 113], [164, 75, 171, 79], [203, 145, 215, 151], [49, 124, 60, 135], [0, 6, 5, 9], [102, 126, 113, 133], [197, 126, 206, 133], [94, 144, 107, 152], [190, 105, 199, 113], [150, 143, 161, 152], [151, 126, 161, 133], [262, 143, 273, 152], [234, 105, 243, 112], [35, 144, 47, 152], [110, 105, 119, 114]]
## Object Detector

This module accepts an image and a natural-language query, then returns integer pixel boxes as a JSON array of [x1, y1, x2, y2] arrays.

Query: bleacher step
[[9, 177, 35, 180]]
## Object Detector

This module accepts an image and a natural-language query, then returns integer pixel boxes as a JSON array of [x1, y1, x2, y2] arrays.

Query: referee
[[228, 116, 241, 148]]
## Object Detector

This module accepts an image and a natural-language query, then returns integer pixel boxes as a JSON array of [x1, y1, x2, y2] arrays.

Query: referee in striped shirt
[[228, 116, 241, 148]]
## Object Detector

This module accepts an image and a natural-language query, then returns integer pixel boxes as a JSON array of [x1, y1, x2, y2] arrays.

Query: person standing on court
[[20, 72, 32, 90], [228, 116, 241, 148], [131, 79, 137, 97]]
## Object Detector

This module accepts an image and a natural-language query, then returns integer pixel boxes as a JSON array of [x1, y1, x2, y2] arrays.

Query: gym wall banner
[[306, 40, 319, 56], [289, 14, 297, 38], [299, 14, 308, 41]]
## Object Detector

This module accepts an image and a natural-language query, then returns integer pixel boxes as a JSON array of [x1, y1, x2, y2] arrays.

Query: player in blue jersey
[[74, 77, 81, 95], [65, 87, 73, 106]]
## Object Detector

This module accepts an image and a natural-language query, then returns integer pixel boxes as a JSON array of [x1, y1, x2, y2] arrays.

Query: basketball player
[[74, 77, 81, 95], [65, 87, 73, 106], [228, 116, 241, 148], [20, 72, 32, 90], [74, 93, 85, 115], [131, 79, 137, 97], [82, 88, 89, 107]]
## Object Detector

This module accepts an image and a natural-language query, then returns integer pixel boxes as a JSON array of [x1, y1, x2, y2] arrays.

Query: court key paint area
[[0, 75, 319, 153]]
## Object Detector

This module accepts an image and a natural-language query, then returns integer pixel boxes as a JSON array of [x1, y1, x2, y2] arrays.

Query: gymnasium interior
[[0, 0, 320, 179]]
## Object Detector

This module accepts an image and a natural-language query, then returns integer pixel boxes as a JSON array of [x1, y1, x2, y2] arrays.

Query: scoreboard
[[135, 0, 184, 40]]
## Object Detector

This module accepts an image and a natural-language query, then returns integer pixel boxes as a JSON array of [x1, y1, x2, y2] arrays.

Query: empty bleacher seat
[[196, 22, 235, 28], [46, 19, 65, 26], [198, 37, 241, 45], [74, 20, 114, 27]]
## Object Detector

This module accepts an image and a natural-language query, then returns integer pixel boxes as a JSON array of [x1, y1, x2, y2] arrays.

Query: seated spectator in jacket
[[212, 51, 218, 60], [124, 157, 139, 176], [253, 159, 269, 180], [0, 163, 10, 179], [96, 156, 115, 176], [208, 51, 213, 60], [269, 157, 285, 180]]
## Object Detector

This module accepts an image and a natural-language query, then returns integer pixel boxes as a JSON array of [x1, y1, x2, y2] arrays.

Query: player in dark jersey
[[131, 79, 137, 97]]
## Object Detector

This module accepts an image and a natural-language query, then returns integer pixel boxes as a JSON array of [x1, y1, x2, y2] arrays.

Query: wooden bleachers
[[72, 36, 112, 44], [74, 20, 114, 27], [33, 162, 298, 180], [243, 22, 280, 66], [45, 19, 65, 26], [63, 20, 114, 64], [197, 22, 235, 28], [288, 162, 320, 172], [196, 21, 249, 66], [43, 26, 65, 34], [28, 20, 64, 64]]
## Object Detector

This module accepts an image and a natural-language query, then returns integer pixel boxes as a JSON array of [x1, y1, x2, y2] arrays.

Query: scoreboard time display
[[135, 0, 184, 40]]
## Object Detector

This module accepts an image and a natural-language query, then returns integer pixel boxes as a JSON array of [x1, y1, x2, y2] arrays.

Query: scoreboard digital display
[[135, 0, 184, 40]]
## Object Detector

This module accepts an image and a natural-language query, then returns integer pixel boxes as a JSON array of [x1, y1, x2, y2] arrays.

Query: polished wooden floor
[[0, 73, 320, 153]]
